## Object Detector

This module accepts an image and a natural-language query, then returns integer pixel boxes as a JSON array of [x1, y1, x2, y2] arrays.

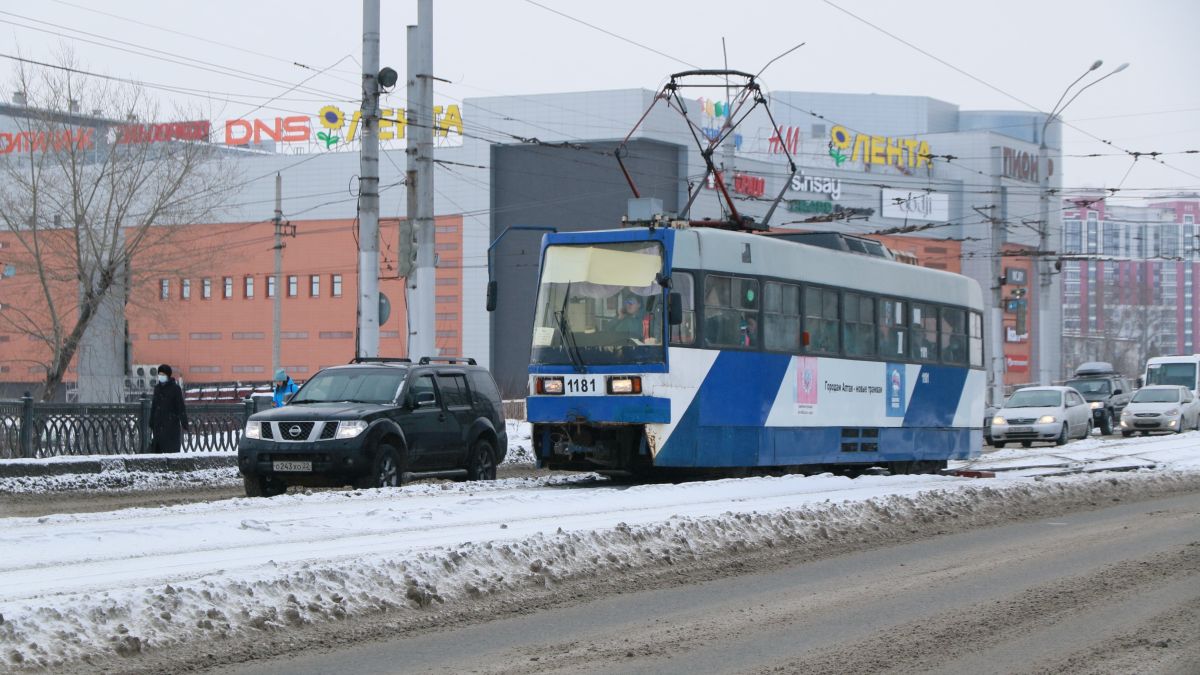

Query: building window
[[181, 278, 191, 300], [1086, 212, 1099, 254], [1102, 223, 1119, 256], [1063, 220, 1081, 254], [436, 294, 459, 304], [160, 279, 170, 300], [287, 275, 298, 297], [435, 312, 458, 321], [223, 276, 233, 299], [310, 274, 320, 297], [1161, 224, 1179, 258], [267, 275, 276, 298], [331, 274, 343, 297], [244, 275, 254, 299], [436, 277, 456, 286], [201, 277, 212, 299], [436, 224, 459, 233]]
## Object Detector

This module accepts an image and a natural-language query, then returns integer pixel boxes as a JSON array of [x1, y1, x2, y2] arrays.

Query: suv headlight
[[1038, 415, 1057, 424], [244, 421, 262, 439], [335, 420, 369, 439], [1090, 401, 1103, 409], [992, 416, 1007, 425], [1165, 408, 1180, 417]]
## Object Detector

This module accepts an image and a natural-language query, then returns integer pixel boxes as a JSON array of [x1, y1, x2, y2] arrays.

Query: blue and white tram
[[525, 225, 986, 475]]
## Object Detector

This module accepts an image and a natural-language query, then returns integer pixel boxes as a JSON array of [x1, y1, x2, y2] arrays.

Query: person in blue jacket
[[272, 369, 298, 407]]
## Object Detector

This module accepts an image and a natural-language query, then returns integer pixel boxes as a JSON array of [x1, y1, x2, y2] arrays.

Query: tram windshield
[[531, 241, 665, 367]]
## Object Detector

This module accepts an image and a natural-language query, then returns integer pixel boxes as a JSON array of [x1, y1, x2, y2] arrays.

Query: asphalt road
[[217, 490, 1200, 675]]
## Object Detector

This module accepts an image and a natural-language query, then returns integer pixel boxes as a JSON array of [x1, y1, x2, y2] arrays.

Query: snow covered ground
[[0, 431, 1197, 668]]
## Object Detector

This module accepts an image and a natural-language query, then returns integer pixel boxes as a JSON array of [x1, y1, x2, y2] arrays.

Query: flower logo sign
[[317, 105, 345, 149]]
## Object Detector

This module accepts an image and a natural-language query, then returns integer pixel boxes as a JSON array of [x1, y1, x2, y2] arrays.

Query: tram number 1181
[[565, 376, 601, 395]]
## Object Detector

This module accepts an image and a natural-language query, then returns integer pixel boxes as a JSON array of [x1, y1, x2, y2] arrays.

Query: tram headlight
[[607, 376, 642, 395], [1038, 415, 1057, 424], [536, 377, 564, 395]]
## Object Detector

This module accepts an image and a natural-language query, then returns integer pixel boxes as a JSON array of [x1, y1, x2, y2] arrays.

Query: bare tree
[[0, 53, 239, 400]]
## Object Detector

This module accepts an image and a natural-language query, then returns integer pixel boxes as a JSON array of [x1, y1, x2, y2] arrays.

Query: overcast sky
[[5, 0, 1199, 199]]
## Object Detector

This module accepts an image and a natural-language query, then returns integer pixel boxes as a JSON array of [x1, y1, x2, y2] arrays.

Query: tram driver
[[610, 291, 658, 344]]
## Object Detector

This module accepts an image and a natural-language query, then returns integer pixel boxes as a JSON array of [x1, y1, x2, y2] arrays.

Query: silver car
[[990, 386, 1093, 448], [1119, 385, 1200, 436]]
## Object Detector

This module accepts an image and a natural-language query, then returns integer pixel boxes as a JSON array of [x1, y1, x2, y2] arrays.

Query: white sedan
[[1119, 385, 1200, 436], [990, 386, 1093, 448]]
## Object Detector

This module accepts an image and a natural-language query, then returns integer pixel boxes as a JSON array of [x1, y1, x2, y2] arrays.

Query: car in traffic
[[1063, 361, 1135, 435], [237, 357, 507, 497], [1118, 385, 1200, 436], [989, 385, 1092, 448]]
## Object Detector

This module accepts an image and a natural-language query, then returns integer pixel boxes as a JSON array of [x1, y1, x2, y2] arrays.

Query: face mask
[[157, 374, 168, 384]]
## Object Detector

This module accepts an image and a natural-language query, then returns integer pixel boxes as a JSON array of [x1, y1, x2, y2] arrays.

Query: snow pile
[[0, 466, 242, 495], [2, 466, 1198, 668]]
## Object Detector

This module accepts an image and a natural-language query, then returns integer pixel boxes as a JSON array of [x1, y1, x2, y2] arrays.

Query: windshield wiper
[[553, 282, 586, 373]]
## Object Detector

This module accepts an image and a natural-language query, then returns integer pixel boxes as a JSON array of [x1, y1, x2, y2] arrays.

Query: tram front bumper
[[527, 395, 671, 425]]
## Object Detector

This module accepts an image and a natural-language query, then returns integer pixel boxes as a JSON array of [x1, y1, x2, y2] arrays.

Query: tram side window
[[704, 275, 759, 348], [669, 272, 696, 346], [803, 286, 840, 354], [763, 281, 801, 352], [910, 302, 939, 362], [968, 311, 984, 368], [843, 292, 876, 356], [878, 298, 907, 359], [940, 307, 968, 365]]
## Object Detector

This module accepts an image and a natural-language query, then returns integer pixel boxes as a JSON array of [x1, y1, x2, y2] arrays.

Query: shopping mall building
[[0, 86, 1060, 400]]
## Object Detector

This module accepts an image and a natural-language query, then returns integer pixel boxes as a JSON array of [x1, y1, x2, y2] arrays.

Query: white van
[[1144, 355, 1200, 395]]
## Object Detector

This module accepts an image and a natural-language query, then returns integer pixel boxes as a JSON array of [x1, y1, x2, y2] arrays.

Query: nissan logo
[[289, 425, 303, 438]]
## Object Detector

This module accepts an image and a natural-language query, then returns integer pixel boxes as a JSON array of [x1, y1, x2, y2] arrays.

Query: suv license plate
[[273, 461, 312, 472], [1008, 426, 1032, 433]]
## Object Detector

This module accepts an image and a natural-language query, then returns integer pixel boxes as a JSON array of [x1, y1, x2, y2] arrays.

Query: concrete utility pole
[[357, 0, 382, 359], [273, 172, 283, 377], [973, 204, 1008, 406], [406, 0, 436, 359]]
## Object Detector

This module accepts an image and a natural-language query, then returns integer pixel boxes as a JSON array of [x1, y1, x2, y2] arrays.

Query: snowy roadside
[[0, 421, 536, 496], [1, 432, 1197, 669]]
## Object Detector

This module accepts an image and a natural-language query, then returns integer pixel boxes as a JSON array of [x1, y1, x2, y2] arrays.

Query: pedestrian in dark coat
[[149, 364, 189, 454]]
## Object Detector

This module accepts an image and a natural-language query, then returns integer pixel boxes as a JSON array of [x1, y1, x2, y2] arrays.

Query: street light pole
[[1035, 61, 1128, 385]]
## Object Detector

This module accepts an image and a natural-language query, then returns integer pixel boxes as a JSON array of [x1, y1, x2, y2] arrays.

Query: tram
[[520, 224, 985, 475]]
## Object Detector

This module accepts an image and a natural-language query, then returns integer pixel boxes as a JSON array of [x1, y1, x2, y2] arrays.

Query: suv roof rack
[[348, 357, 412, 364], [418, 356, 477, 366]]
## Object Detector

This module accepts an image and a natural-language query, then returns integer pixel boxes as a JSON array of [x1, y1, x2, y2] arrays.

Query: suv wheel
[[1099, 412, 1114, 435], [365, 443, 405, 489], [243, 474, 286, 498], [467, 438, 497, 481]]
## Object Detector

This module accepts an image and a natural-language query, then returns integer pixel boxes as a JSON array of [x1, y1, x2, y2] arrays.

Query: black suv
[[237, 357, 507, 497], [1064, 361, 1135, 435]]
